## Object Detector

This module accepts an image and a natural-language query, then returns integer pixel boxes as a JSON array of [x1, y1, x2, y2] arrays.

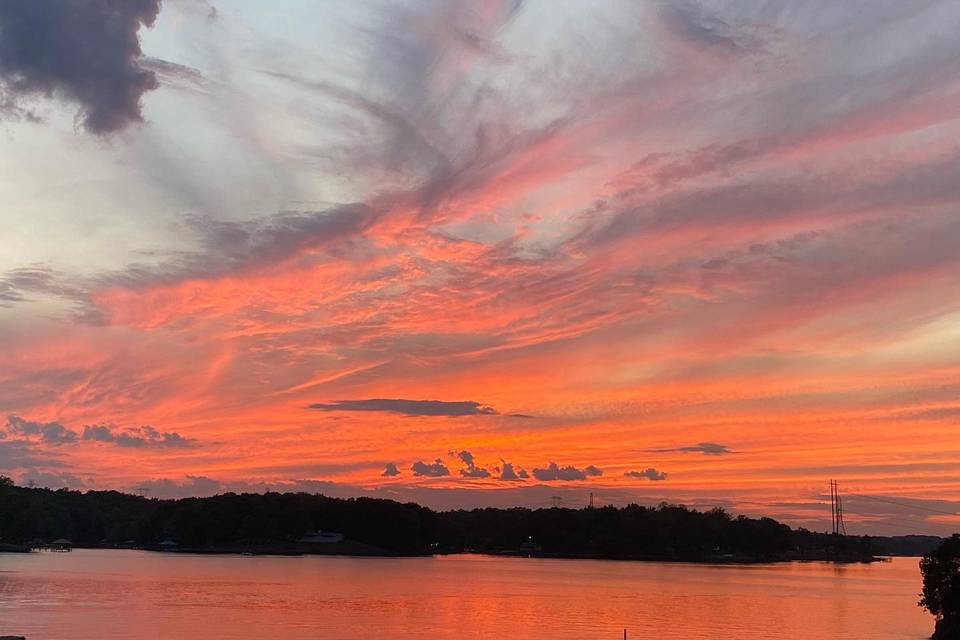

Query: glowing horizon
[[2, 0, 960, 536]]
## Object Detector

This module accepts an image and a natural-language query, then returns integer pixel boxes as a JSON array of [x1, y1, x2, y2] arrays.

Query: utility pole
[[830, 480, 837, 534], [588, 492, 594, 508], [837, 482, 846, 535]]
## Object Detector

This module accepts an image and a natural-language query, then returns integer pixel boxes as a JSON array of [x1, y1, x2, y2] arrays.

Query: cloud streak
[[652, 442, 733, 456], [625, 468, 668, 481], [310, 399, 498, 417]]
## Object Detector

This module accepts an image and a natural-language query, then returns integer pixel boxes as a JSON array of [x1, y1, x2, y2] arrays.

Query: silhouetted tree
[[0, 482, 883, 561], [920, 534, 960, 639]]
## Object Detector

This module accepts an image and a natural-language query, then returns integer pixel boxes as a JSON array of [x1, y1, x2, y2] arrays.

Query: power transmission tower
[[830, 480, 846, 535], [588, 492, 594, 508], [550, 496, 562, 508]]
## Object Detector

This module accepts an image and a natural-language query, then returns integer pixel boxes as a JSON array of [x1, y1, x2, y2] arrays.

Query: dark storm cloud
[[382, 462, 400, 477], [81, 424, 195, 448], [310, 398, 497, 417], [625, 468, 668, 481], [531, 462, 602, 482], [411, 458, 450, 477], [5, 415, 78, 444], [652, 442, 732, 455], [0, 0, 161, 134]]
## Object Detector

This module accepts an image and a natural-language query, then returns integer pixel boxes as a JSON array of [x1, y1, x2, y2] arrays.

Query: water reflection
[[0, 551, 931, 639]]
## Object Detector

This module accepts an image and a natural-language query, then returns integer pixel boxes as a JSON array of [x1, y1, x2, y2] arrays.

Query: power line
[[845, 514, 937, 531], [847, 493, 960, 517]]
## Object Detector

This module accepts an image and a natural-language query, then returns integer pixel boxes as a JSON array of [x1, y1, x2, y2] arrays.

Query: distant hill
[[870, 535, 942, 557]]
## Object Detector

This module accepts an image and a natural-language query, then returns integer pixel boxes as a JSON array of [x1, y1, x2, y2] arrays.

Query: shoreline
[[2, 544, 887, 564]]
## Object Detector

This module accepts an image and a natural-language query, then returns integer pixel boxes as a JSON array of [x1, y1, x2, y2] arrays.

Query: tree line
[[0, 477, 888, 559]]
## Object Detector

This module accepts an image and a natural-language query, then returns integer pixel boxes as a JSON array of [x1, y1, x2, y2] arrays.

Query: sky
[[1, 0, 959, 536]]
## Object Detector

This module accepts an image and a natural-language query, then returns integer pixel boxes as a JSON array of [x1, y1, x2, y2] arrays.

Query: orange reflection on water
[[0, 550, 932, 640]]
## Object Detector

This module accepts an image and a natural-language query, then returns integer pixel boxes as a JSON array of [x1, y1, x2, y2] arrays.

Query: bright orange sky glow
[[2, 0, 960, 535]]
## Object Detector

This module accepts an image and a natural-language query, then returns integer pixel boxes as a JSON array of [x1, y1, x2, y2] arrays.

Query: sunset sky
[[2, 0, 959, 536]]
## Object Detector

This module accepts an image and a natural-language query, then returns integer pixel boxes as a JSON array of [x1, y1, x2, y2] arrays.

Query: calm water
[[0, 550, 931, 639]]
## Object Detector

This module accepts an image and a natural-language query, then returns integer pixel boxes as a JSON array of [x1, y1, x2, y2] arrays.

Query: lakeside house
[[298, 530, 345, 544], [51, 539, 72, 552]]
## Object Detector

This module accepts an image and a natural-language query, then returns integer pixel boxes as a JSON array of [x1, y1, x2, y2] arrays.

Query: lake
[[0, 550, 931, 639]]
